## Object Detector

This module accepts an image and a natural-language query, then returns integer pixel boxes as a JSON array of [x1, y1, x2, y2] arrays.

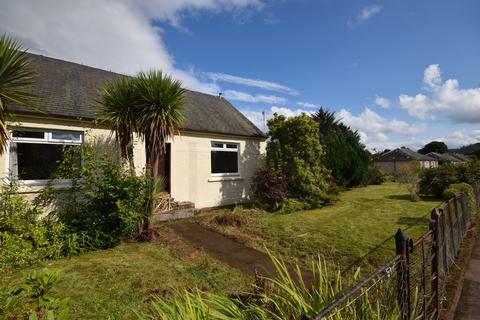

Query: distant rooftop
[[376, 147, 436, 162]]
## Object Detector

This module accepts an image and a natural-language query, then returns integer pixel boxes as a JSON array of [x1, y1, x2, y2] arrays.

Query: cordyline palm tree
[[135, 70, 186, 182], [0, 35, 36, 154], [100, 76, 137, 175]]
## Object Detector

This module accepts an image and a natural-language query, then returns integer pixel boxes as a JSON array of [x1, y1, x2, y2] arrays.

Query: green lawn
[[196, 183, 442, 273], [0, 226, 251, 319]]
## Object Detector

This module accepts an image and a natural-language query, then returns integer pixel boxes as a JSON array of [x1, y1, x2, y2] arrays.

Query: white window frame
[[7, 128, 83, 185], [210, 141, 240, 177]]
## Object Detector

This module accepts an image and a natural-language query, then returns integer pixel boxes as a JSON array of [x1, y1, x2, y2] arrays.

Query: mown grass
[[197, 183, 442, 273], [0, 226, 251, 319]]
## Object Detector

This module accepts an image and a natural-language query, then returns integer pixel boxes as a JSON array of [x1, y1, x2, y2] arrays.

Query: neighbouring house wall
[[374, 160, 438, 175], [169, 131, 266, 209], [0, 115, 146, 197]]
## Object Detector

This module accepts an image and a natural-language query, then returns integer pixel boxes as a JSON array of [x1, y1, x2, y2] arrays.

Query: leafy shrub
[[38, 143, 154, 249], [365, 166, 387, 185], [458, 160, 480, 184], [250, 167, 288, 212], [419, 163, 459, 198], [0, 269, 69, 319], [266, 114, 331, 209], [277, 198, 308, 214], [0, 181, 85, 268], [443, 183, 475, 212]]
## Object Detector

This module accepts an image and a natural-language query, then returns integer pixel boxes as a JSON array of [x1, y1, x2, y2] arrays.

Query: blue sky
[[1, 0, 480, 150]]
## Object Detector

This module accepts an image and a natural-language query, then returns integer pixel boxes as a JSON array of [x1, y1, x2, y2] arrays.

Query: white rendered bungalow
[[0, 54, 267, 210]]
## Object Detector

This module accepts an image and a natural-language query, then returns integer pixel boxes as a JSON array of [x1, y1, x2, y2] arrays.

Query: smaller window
[[211, 142, 239, 175], [212, 143, 224, 148], [12, 129, 45, 139], [51, 131, 82, 143]]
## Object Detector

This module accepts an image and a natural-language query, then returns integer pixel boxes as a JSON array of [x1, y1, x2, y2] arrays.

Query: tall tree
[[134, 71, 186, 181], [313, 107, 369, 187], [100, 76, 137, 174], [418, 141, 448, 154], [0, 35, 36, 154]]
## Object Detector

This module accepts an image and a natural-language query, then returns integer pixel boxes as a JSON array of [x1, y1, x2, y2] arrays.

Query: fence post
[[453, 196, 463, 243], [439, 208, 449, 275], [430, 209, 440, 319], [460, 192, 469, 236], [395, 228, 412, 320], [446, 200, 458, 256], [473, 181, 480, 209]]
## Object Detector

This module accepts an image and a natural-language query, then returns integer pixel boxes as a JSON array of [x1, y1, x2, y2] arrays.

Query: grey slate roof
[[8, 53, 266, 139], [425, 152, 462, 162], [376, 148, 436, 162], [450, 153, 471, 162]]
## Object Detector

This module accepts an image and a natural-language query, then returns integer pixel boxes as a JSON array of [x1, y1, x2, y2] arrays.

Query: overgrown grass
[[0, 227, 251, 319], [197, 183, 442, 273]]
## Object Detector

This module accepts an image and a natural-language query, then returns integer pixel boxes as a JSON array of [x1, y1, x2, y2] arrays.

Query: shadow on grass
[[341, 211, 434, 276], [385, 194, 441, 202], [397, 216, 430, 226]]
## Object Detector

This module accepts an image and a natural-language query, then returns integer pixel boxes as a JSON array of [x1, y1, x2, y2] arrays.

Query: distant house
[[425, 152, 463, 164], [450, 153, 471, 162], [374, 147, 438, 175], [0, 53, 267, 209]]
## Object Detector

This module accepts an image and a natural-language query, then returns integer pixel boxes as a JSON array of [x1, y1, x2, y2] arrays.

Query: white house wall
[[1, 115, 146, 195], [1, 115, 267, 208], [169, 131, 266, 208]]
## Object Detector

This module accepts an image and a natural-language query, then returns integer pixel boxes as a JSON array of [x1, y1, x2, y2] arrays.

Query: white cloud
[[348, 5, 383, 27], [374, 95, 391, 108], [423, 64, 442, 88], [337, 107, 426, 144], [205, 72, 298, 95], [435, 130, 480, 149], [270, 106, 312, 117], [0, 0, 264, 94], [240, 106, 313, 132], [297, 101, 320, 109], [400, 64, 480, 123], [224, 90, 287, 104]]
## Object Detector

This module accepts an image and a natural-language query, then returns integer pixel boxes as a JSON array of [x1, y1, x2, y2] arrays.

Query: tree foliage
[[419, 160, 480, 198], [100, 71, 185, 181], [313, 108, 370, 187], [0, 34, 37, 154], [266, 113, 331, 207], [418, 141, 448, 155]]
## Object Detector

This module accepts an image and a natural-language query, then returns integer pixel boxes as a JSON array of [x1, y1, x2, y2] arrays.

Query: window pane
[[226, 144, 238, 149], [212, 143, 224, 148], [12, 130, 44, 139], [51, 131, 81, 142], [16, 143, 78, 180], [211, 150, 238, 174]]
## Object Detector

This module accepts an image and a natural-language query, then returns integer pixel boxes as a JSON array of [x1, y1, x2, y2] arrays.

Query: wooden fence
[[313, 181, 480, 320]]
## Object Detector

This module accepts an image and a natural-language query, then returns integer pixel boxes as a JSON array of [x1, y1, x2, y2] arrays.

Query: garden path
[[169, 220, 312, 282], [454, 235, 480, 320]]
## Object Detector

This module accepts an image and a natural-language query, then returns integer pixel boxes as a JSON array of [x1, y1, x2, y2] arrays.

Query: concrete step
[[151, 208, 197, 223]]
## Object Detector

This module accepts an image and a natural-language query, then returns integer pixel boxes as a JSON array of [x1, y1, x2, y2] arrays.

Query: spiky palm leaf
[[0, 34, 37, 154], [134, 70, 186, 179], [100, 76, 137, 174]]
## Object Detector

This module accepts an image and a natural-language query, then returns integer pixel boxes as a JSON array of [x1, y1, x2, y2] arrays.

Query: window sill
[[15, 180, 72, 193], [208, 176, 244, 182]]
